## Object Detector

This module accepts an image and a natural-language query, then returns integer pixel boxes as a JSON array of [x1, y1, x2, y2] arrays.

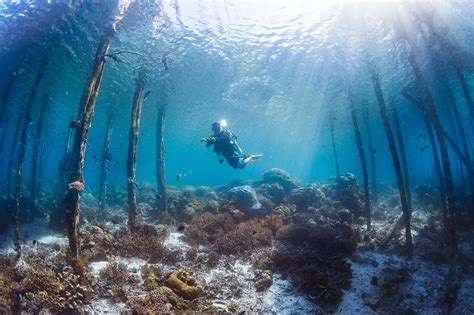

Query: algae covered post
[[127, 70, 146, 228], [65, 30, 116, 257], [13, 56, 48, 257], [407, 53, 459, 312], [401, 87, 448, 232], [371, 70, 413, 256], [348, 96, 371, 230], [364, 108, 377, 203], [390, 99, 412, 212], [99, 114, 114, 213], [156, 102, 167, 214]]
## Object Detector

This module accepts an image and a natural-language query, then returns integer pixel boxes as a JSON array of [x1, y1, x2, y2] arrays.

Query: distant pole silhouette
[[99, 114, 114, 214], [329, 110, 340, 178], [13, 57, 48, 258], [30, 93, 49, 213]]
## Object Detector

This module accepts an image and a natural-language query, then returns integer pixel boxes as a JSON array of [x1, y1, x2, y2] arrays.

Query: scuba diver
[[201, 120, 262, 169]]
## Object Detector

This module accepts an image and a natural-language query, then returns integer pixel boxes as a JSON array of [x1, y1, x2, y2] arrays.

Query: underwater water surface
[[0, 0, 473, 313]]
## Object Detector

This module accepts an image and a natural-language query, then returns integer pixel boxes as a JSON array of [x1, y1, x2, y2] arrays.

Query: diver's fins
[[244, 154, 263, 164]]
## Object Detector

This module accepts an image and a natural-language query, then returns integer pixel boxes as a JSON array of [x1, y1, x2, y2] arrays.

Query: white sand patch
[[164, 232, 190, 250]]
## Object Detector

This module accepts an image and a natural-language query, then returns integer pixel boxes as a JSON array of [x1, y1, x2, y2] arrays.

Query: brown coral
[[112, 224, 167, 261], [99, 259, 129, 301], [272, 218, 359, 308], [165, 270, 202, 300], [0, 255, 16, 313], [213, 219, 273, 255], [128, 289, 169, 313]]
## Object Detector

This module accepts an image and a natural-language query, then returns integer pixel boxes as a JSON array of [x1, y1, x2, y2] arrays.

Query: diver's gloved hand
[[200, 137, 208, 143]]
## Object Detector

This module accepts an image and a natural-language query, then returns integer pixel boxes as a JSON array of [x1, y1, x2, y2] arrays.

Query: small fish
[[372, 150, 377, 154], [116, 161, 119, 165], [156, 193, 162, 200], [177, 224, 186, 232], [421, 145, 427, 152], [89, 185, 93, 190], [144, 91, 151, 101], [106, 167, 110, 172], [176, 170, 187, 182], [106, 156, 112, 161], [92, 155, 98, 162], [120, 143, 123, 148], [32, 240, 37, 245]]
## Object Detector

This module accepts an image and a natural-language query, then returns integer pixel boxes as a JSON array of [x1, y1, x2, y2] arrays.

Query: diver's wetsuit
[[204, 129, 248, 169]]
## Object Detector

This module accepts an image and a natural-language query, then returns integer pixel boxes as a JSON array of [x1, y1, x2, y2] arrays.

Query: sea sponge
[[165, 270, 202, 300]]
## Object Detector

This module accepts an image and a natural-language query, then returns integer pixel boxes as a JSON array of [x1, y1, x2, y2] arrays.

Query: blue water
[[0, 0, 472, 193]]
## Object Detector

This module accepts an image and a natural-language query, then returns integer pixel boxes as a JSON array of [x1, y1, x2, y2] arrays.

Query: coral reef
[[325, 173, 364, 218], [288, 184, 325, 211], [0, 255, 16, 313], [98, 259, 129, 301], [184, 212, 230, 245], [19, 266, 92, 312], [225, 185, 262, 214], [213, 219, 273, 255], [262, 168, 299, 193], [111, 223, 168, 261], [273, 218, 359, 308], [128, 289, 169, 313]]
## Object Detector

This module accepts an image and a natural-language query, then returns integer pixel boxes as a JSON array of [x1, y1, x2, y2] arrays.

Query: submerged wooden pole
[[98, 115, 114, 213], [401, 88, 448, 232], [348, 97, 371, 230], [0, 71, 14, 148], [402, 83, 474, 207], [371, 70, 413, 256], [30, 93, 49, 212], [127, 71, 145, 229], [364, 108, 377, 203], [391, 100, 413, 212], [454, 66, 473, 117], [156, 103, 167, 214], [65, 31, 115, 257], [6, 107, 24, 199], [13, 57, 48, 258], [330, 112, 340, 178], [408, 53, 458, 311]]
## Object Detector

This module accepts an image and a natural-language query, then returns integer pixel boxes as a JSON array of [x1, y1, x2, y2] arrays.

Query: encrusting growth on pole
[[348, 95, 371, 230], [156, 103, 167, 214], [65, 31, 115, 258], [371, 70, 413, 256], [127, 70, 146, 229]]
